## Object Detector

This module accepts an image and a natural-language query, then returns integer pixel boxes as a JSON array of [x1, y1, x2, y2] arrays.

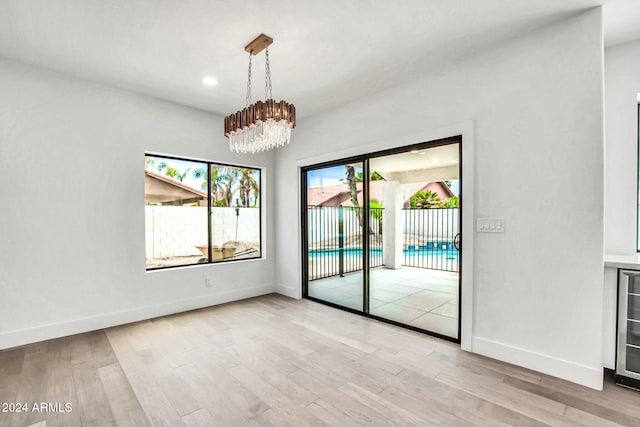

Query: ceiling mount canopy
[[224, 33, 296, 154], [244, 33, 272, 55]]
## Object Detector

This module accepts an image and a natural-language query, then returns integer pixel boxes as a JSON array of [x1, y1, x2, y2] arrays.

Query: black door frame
[[301, 135, 462, 344]]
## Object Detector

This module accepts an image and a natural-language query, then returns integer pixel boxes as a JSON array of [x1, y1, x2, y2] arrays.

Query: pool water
[[308, 247, 458, 260]]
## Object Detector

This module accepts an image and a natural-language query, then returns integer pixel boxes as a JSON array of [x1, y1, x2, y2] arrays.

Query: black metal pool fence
[[307, 206, 459, 280]]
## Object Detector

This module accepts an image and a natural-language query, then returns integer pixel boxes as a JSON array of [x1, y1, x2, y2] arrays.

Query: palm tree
[[443, 196, 460, 208], [356, 171, 385, 182], [251, 178, 260, 207], [221, 168, 240, 207], [193, 167, 208, 189], [345, 165, 363, 228], [410, 190, 444, 209], [370, 199, 383, 234], [192, 166, 243, 207], [157, 162, 192, 182], [238, 169, 259, 208], [193, 166, 226, 205]]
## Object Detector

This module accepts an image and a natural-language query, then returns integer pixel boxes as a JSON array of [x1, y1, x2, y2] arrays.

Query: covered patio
[[308, 267, 458, 338], [305, 144, 460, 339]]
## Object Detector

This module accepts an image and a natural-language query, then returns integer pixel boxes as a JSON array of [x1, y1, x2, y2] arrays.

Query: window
[[144, 154, 261, 270]]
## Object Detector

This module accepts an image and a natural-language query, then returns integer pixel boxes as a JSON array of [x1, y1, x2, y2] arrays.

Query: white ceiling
[[371, 145, 459, 174], [0, 0, 638, 119], [369, 144, 460, 182]]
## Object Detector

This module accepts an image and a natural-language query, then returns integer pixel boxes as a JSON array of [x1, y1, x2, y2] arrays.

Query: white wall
[[0, 57, 275, 349], [601, 38, 640, 369], [145, 206, 209, 258], [604, 39, 640, 256], [145, 206, 261, 258], [275, 9, 605, 388]]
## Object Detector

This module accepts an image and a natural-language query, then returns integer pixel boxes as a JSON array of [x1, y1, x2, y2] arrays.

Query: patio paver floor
[[308, 266, 459, 339]]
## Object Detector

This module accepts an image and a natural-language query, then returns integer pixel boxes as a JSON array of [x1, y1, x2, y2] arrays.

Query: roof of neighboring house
[[421, 181, 454, 198], [307, 180, 454, 207], [145, 169, 207, 204], [306, 183, 352, 206], [402, 181, 455, 208]]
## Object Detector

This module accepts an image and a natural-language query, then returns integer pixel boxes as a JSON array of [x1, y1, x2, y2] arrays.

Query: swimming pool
[[308, 247, 458, 259], [308, 246, 459, 279]]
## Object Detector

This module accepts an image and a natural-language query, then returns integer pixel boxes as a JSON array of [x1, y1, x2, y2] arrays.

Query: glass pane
[[627, 320, 640, 346], [627, 345, 640, 374], [306, 163, 364, 311], [209, 165, 261, 262], [145, 155, 209, 269], [368, 145, 460, 339], [629, 295, 640, 320]]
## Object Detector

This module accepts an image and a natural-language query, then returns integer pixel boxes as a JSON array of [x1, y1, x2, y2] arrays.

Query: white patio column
[[382, 181, 403, 269]]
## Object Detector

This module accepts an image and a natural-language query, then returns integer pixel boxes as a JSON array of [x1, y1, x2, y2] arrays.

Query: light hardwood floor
[[1, 294, 639, 427]]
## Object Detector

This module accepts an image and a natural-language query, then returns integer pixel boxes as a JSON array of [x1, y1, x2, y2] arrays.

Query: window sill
[[146, 256, 265, 273]]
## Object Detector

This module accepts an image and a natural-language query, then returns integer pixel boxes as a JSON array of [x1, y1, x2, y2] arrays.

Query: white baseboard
[[275, 283, 301, 299], [0, 284, 274, 350], [471, 336, 603, 390]]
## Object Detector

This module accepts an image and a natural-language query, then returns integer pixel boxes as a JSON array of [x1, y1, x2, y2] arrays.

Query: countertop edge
[[604, 254, 640, 269]]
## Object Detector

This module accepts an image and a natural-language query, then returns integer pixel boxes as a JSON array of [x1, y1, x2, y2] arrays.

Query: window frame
[[144, 153, 263, 271]]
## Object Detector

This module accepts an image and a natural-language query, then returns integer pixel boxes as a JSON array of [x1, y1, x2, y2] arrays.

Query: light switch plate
[[477, 218, 505, 233]]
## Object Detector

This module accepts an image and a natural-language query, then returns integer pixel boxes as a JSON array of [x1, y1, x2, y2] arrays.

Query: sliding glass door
[[302, 138, 461, 342], [368, 146, 460, 339], [305, 161, 365, 311]]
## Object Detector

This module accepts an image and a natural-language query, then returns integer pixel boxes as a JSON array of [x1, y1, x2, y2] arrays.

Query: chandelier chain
[[245, 52, 253, 106], [265, 47, 273, 100]]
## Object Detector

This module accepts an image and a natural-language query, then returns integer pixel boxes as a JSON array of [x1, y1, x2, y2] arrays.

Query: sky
[[146, 155, 260, 193], [307, 165, 358, 188]]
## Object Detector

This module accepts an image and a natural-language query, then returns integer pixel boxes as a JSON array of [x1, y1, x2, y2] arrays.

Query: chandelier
[[224, 34, 296, 153]]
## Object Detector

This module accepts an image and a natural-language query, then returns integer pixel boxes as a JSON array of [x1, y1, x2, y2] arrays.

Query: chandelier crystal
[[224, 34, 296, 154]]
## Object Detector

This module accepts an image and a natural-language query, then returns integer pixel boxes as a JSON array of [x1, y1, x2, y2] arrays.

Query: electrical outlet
[[204, 278, 213, 288]]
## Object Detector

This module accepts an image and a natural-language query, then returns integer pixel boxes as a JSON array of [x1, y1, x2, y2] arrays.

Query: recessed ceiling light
[[202, 76, 218, 86]]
